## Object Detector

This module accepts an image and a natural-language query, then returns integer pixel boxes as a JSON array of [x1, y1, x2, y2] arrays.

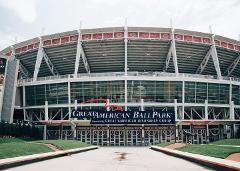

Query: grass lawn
[[177, 144, 240, 159], [0, 142, 52, 159], [156, 142, 173, 147], [0, 138, 91, 159], [211, 139, 240, 146], [37, 140, 91, 150]]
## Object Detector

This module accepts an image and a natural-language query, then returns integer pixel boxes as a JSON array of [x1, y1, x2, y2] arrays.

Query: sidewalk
[[0, 146, 98, 170], [208, 144, 240, 148], [151, 145, 240, 171]]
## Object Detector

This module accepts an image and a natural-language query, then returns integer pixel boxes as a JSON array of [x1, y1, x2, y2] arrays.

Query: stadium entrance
[[47, 125, 176, 146]]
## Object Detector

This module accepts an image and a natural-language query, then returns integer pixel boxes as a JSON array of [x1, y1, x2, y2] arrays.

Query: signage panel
[[71, 110, 175, 124]]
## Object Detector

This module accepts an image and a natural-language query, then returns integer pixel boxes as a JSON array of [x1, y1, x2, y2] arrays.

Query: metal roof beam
[[196, 35, 222, 79], [19, 62, 32, 78], [42, 49, 58, 76], [223, 54, 240, 76], [210, 35, 222, 79], [74, 29, 90, 78], [163, 41, 173, 72], [33, 37, 58, 81], [163, 28, 179, 75], [33, 38, 44, 81], [196, 47, 212, 74]]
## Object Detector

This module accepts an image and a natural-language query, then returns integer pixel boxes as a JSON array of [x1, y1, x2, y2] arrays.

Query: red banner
[[103, 33, 113, 39], [43, 40, 51, 46], [193, 36, 202, 43], [128, 32, 138, 38], [203, 38, 211, 44], [82, 34, 92, 40], [150, 33, 160, 39], [221, 41, 227, 48], [214, 40, 220, 46], [70, 35, 78, 41], [139, 32, 149, 38], [61, 37, 70, 44], [184, 35, 193, 41], [114, 32, 124, 38], [52, 38, 60, 44], [92, 33, 102, 39], [228, 43, 234, 49], [161, 33, 170, 39], [27, 44, 34, 50], [174, 34, 183, 40]]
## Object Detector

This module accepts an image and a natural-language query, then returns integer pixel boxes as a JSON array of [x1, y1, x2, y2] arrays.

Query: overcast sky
[[0, 0, 239, 50]]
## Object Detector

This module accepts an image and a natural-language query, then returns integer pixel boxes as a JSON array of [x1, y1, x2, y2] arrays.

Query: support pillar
[[230, 101, 234, 120], [206, 124, 209, 143], [140, 99, 145, 145], [205, 100, 208, 120], [74, 100, 77, 110], [45, 101, 48, 121], [68, 81, 71, 120], [43, 125, 47, 140], [43, 101, 48, 140], [174, 99, 178, 120], [141, 124, 145, 146], [140, 99, 144, 111], [124, 79, 127, 111]]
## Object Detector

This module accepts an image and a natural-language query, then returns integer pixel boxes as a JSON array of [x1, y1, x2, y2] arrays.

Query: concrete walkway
[[4, 147, 211, 171], [208, 144, 240, 148], [0, 146, 98, 170], [151, 146, 240, 171]]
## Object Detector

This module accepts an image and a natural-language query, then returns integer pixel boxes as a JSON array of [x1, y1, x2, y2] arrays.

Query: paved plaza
[[6, 147, 212, 171]]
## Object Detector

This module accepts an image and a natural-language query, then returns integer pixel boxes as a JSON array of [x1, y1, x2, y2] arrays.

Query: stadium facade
[[0, 27, 240, 146]]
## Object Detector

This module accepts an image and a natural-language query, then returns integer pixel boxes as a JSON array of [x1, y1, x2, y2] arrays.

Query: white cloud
[[0, 0, 37, 23], [0, 31, 25, 51]]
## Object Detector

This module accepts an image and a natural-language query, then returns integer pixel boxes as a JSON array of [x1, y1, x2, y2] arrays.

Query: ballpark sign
[[71, 110, 175, 124]]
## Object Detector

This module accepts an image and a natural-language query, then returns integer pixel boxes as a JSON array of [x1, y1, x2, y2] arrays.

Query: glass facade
[[24, 80, 238, 106], [127, 81, 182, 103], [25, 83, 68, 106], [232, 85, 240, 105], [70, 81, 125, 103], [185, 82, 229, 104]]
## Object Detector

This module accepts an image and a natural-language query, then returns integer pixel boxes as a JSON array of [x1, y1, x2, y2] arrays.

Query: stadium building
[[0, 27, 240, 146]]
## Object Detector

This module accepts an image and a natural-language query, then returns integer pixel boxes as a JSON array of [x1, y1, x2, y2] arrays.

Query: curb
[[151, 146, 240, 171], [0, 146, 98, 170]]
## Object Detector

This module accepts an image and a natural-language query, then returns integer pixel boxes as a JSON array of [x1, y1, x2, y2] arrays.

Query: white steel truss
[[33, 37, 58, 81], [74, 29, 90, 77], [223, 54, 240, 76], [42, 49, 58, 76], [163, 28, 179, 75], [19, 62, 31, 78], [124, 19, 128, 111], [196, 35, 222, 79]]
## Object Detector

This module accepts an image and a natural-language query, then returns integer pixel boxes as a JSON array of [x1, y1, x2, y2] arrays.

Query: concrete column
[[74, 100, 77, 110], [141, 124, 145, 146], [140, 99, 144, 111], [107, 124, 110, 146], [205, 100, 208, 120], [124, 79, 128, 111], [230, 101, 234, 120], [43, 125, 47, 140], [206, 124, 209, 143], [175, 125, 179, 142], [45, 101, 48, 121], [107, 99, 110, 111], [42, 99, 47, 140], [68, 81, 71, 120], [174, 99, 178, 120], [182, 81, 185, 120]]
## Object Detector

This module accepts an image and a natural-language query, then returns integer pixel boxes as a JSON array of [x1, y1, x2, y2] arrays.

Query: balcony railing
[[17, 71, 240, 85]]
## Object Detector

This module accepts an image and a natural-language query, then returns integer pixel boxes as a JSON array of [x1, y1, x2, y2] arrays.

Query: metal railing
[[17, 71, 240, 85]]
